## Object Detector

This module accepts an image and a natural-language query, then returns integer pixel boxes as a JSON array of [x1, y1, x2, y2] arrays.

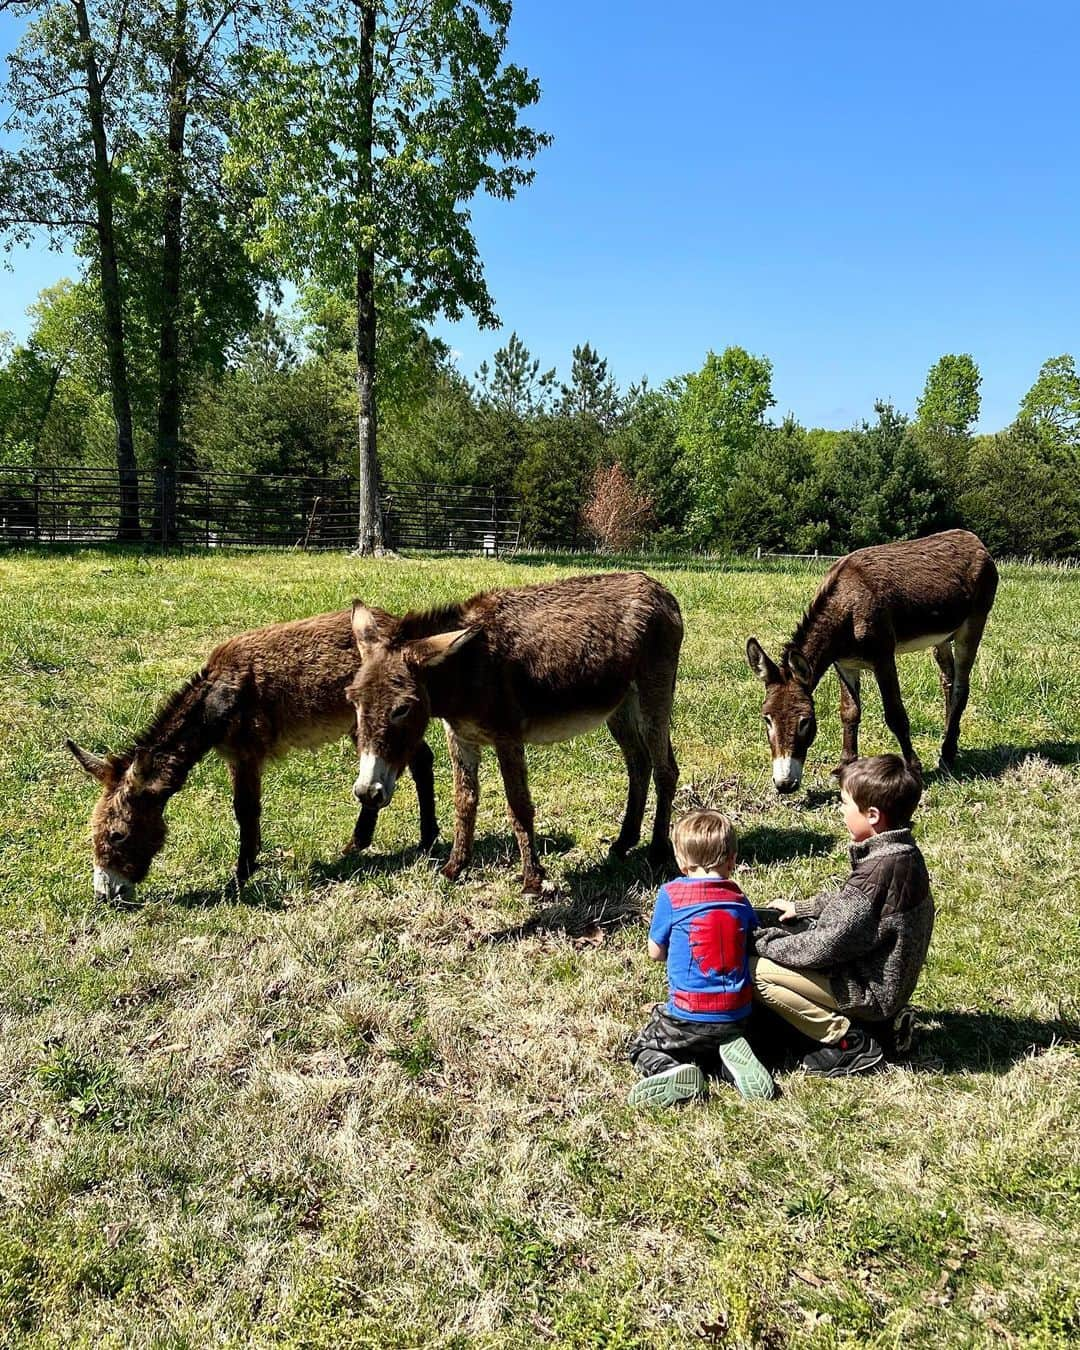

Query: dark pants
[[628, 1005, 753, 1082]]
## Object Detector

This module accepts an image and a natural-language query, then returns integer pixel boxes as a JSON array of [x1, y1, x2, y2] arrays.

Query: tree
[[961, 423, 1080, 559], [608, 379, 688, 533], [229, 0, 550, 553], [1, 0, 144, 534], [916, 353, 981, 435], [582, 462, 653, 552], [559, 341, 618, 427], [724, 418, 829, 555], [915, 353, 982, 511], [475, 331, 554, 418], [1017, 354, 1080, 446], [675, 346, 775, 544]]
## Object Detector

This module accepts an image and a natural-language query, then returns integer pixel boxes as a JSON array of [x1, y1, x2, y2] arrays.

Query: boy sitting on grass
[[628, 810, 776, 1106], [752, 754, 934, 1077]]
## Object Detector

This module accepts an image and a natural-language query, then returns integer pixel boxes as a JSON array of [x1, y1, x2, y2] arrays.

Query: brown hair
[[837, 754, 922, 824], [672, 810, 737, 871]]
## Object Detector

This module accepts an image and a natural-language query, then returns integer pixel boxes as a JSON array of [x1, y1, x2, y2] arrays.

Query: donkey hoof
[[608, 839, 634, 860], [647, 844, 675, 869], [522, 874, 546, 896], [419, 829, 440, 853], [441, 860, 465, 882]]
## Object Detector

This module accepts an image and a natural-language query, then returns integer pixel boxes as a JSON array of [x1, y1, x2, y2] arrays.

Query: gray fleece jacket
[[753, 827, 934, 1021]]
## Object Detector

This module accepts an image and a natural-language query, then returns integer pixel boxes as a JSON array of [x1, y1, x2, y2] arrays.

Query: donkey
[[746, 529, 998, 792], [67, 609, 439, 902], [347, 572, 683, 893]]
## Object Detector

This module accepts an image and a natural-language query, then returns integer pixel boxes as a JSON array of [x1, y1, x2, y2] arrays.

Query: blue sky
[[2, 0, 1078, 430]]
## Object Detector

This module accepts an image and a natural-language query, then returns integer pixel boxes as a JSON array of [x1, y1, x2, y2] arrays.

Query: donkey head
[[745, 638, 817, 793], [347, 602, 476, 808], [66, 741, 171, 901]]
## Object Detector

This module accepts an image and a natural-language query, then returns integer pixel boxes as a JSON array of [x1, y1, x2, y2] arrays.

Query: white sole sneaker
[[716, 1035, 777, 1100], [627, 1064, 706, 1108]]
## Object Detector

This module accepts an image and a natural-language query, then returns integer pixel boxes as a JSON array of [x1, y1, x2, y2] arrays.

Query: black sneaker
[[801, 1027, 884, 1078]]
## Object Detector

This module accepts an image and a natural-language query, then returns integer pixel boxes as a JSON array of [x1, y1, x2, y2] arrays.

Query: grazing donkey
[[746, 529, 998, 792], [67, 610, 438, 902], [347, 572, 683, 893]]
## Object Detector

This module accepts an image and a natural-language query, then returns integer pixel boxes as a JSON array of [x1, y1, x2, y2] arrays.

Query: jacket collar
[[849, 826, 916, 865]]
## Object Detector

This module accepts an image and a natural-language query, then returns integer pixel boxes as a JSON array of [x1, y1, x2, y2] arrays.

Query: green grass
[[0, 546, 1077, 1348]]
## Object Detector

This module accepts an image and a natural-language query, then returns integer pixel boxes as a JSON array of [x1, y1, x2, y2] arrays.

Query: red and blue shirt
[[649, 876, 757, 1023]]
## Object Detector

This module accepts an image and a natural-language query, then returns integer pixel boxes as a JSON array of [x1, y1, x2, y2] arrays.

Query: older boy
[[752, 754, 934, 1077], [628, 810, 776, 1106]]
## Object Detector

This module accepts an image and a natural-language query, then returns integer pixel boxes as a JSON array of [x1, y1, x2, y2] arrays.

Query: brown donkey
[[746, 529, 998, 792], [67, 610, 438, 902], [347, 572, 683, 893]]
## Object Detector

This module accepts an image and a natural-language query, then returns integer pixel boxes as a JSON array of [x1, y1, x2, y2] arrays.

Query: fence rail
[[0, 466, 521, 555]]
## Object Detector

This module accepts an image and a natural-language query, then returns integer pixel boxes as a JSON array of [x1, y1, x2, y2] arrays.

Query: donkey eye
[[763, 715, 773, 729], [798, 717, 812, 734], [390, 704, 411, 724], [109, 829, 127, 844]]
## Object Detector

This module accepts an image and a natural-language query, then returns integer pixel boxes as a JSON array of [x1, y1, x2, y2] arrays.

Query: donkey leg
[[932, 641, 956, 768], [442, 729, 481, 882], [407, 739, 439, 850], [940, 614, 988, 767], [640, 673, 679, 866], [229, 757, 262, 884], [495, 740, 545, 895], [873, 656, 921, 776], [606, 692, 650, 858], [836, 665, 862, 769]]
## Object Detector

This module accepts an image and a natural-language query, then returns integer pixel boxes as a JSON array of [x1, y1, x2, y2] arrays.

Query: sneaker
[[716, 1034, 777, 1100], [801, 1027, 884, 1078], [627, 1063, 706, 1108], [891, 1007, 916, 1057]]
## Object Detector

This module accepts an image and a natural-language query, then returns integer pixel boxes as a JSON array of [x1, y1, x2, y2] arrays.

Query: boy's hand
[[647, 939, 667, 962], [772, 900, 798, 923]]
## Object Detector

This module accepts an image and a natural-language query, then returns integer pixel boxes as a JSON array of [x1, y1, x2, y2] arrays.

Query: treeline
[[4, 280, 1078, 558]]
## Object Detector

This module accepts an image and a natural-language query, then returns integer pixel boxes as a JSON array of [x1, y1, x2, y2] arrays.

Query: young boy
[[752, 754, 934, 1077], [628, 810, 776, 1106]]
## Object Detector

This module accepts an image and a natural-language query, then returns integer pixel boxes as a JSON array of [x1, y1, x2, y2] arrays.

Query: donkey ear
[[351, 601, 382, 651], [404, 627, 476, 669], [787, 650, 813, 687], [746, 638, 780, 685], [66, 739, 111, 782]]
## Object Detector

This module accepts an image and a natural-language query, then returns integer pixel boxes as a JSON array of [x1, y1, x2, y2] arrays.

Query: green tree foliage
[[823, 402, 950, 549], [961, 422, 1080, 559], [228, 0, 550, 552], [917, 353, 982, 435], [1017, 354, 1080, 448], [724, 418, 829, 555], [559, 342, 619, 427], [608, 380, 688, 533], [675, 346, 775, 544]]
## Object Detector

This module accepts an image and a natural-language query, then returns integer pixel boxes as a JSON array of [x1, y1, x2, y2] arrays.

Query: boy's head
[[836, 755, 922, 840], [672, 810, 737, 875]]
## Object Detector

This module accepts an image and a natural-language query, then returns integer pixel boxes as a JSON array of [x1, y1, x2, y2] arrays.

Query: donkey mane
[[387, 602, 469, 648], [109, 670, 210, 769], [782, 584, 835, 668]]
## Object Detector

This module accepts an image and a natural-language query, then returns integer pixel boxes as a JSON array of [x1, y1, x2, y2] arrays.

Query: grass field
[[0, 547, 1078, 1349]]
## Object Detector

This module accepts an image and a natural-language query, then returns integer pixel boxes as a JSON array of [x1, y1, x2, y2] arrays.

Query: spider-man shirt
[[649, 876, 757, 1023]]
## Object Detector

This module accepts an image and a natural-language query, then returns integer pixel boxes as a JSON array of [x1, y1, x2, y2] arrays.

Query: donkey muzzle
[[772, 757, 804, 794], [352, 753, 398, 808], [93, 865, 135, 903]]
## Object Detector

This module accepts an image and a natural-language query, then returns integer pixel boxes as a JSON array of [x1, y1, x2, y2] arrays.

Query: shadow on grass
[[910, 1008, 1080, 1074], [307, 828, 578, 888], [931, 740, 1080, 782], [738, 825, 834, 864], [169, 875, 287, 911], [485, 848, 656, 944]]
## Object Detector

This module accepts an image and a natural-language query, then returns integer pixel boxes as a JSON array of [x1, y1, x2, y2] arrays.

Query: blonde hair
[[672, 810, 737, 871]]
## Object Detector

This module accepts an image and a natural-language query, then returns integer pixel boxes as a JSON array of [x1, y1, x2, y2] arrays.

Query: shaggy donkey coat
[[348, 571, 683, 893], [68, 609, 437, 901], [747, 529, 998, 791]]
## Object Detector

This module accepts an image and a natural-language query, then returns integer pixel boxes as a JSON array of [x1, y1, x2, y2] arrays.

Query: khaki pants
[[751, 956, 850, 1044]]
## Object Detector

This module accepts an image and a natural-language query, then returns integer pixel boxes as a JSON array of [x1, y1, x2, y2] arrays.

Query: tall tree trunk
[[154, 0, 189, 545], [72, 0, 141, 540], [354, 0, 382, 554]]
